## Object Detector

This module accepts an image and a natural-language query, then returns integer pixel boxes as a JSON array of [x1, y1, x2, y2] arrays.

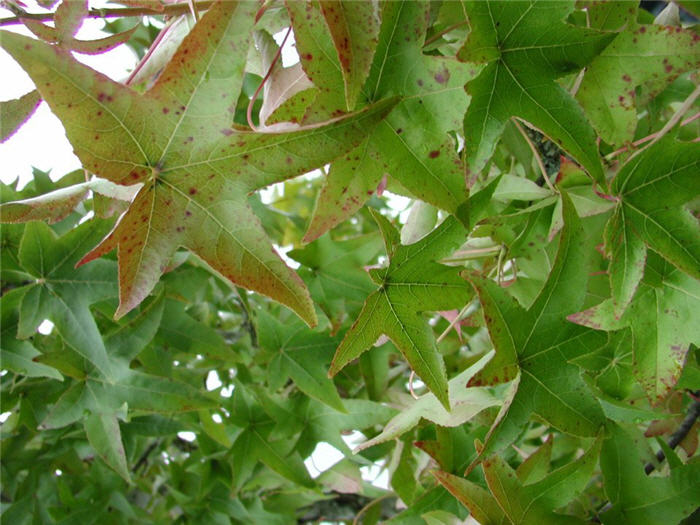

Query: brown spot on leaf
[[429, 150, 440, 158]]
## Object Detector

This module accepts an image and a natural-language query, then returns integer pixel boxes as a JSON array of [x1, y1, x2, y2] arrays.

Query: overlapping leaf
[[600, 423, 700, 524], [303, 0, 478, 240], [464, 193, 607, 459], [602, 136, 700, 316], [0, 1, 396, 326], [4, 220, 118, 380], [570, 251, 700, 403], [329, 211, 470, 409], [257, 310, 345, 412], [435, 435, 602, 525], [577, 14, 700, 146], [458, 0, 614, 185]]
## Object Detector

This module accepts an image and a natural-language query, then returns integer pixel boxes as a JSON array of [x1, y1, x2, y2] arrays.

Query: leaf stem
[[423, 20, 469, 47], [606, 108, 700, 162], [512, 118, 558, 194], [247, 25, 292, 131]]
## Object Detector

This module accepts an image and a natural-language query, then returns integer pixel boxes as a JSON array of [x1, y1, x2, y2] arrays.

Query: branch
[[644, 397, 700, 475], [0, 1, 215, 27]]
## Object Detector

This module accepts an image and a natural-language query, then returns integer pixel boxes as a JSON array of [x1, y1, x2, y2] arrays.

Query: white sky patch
[[38, 319, 55, 335], [0, 412, 12, 424], [177, 431, 196, 442], [273, 28, 299, 67], [206, 370, 222, 391], [360, 460, 389, 490], [211, 413, 223, 424], [304, 442, 344, 478], [220, 384, 234, 398]]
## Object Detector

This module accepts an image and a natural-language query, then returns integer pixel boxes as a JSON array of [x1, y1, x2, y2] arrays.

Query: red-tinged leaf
[[1, 1, 397, 325], [433, 470, 507, 525], [0, 89, 41, 142], [319, 0, 380, 111]]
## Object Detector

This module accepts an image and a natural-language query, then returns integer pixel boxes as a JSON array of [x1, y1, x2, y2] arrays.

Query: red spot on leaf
[[188, 188, 197, 195], [221, 128, 233, 136], [622, 74, 631, 82], [429, 150, 440, 158]]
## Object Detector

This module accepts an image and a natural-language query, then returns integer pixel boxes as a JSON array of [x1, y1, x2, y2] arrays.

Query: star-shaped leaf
[[0, 287, 63, 381], [0, 1, 396, 326], [600, 423, 700, 525], [458, 0, 615, 185], [577, 16, 700, 146], [465, 192, 607, 459], [257, 309, 345, 412], [569, 251, 700, 403], [329, 211, 471, 409], [288, 231, 384, 329], [304, 0, 478, 240], [435, 435, 602, 525], [9, 220, 118, 380], [602, 135, 700, 316]]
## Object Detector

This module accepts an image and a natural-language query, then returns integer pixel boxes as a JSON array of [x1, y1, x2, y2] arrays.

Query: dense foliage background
[[1, 1, 699, 523]]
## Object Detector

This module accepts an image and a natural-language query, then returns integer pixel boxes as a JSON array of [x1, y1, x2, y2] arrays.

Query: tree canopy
[[1, 1, 699, 523]]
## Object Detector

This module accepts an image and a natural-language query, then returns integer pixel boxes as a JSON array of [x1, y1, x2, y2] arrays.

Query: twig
[[125, 18, 174, 85], [512, 119, 558, 194], [436, 298, 475, 343], [408, 370, 419, 399], [0, 1, 215, 27], [644, 398, 700, 475], [605, 110, 700, 161], [246, 25, 292, 131], [132, 439, 161, 473], [626, 83, 700, 164]]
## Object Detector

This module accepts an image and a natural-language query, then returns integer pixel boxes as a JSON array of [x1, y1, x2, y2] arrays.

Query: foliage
[[1, 1, 699, 523]]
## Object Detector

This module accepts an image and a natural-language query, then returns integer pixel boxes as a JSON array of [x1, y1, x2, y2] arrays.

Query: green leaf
[[0, 90, 41, 142], [354, 352, 500, 452], [600, 423, 700, 525], [0, 287, 63, 380], [465, 192, 607, 459], [319, 0, 380, 110], [258, 310, 345, 412], [577, 19, 700, 145], [305, 0, 478, 240], [289, 231, 384, 328], [14, 220, 117, 380], [84, 412, 131, 482], [569, 252, 700, 403], [329, 213, 471, 409], [0, 2, 396, 326], [604, 135, 700, 315], [458, 0, 614, 185]]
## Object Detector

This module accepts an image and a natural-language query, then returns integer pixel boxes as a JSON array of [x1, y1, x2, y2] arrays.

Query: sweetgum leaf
[[304, 0, 478, 241], [569, 252, 700, 403], [14, 220, 117, 380], [288, 231, 384, 329], [458, 0, 614, 185], [577, 20, 700, 146], [0, 1, 396, 325], [465, 192, 607, 460], [600, 423, 700, 525], [604, 135, 700, 315], [257, 310, 345, 412], [329, 212, 471, 409]]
